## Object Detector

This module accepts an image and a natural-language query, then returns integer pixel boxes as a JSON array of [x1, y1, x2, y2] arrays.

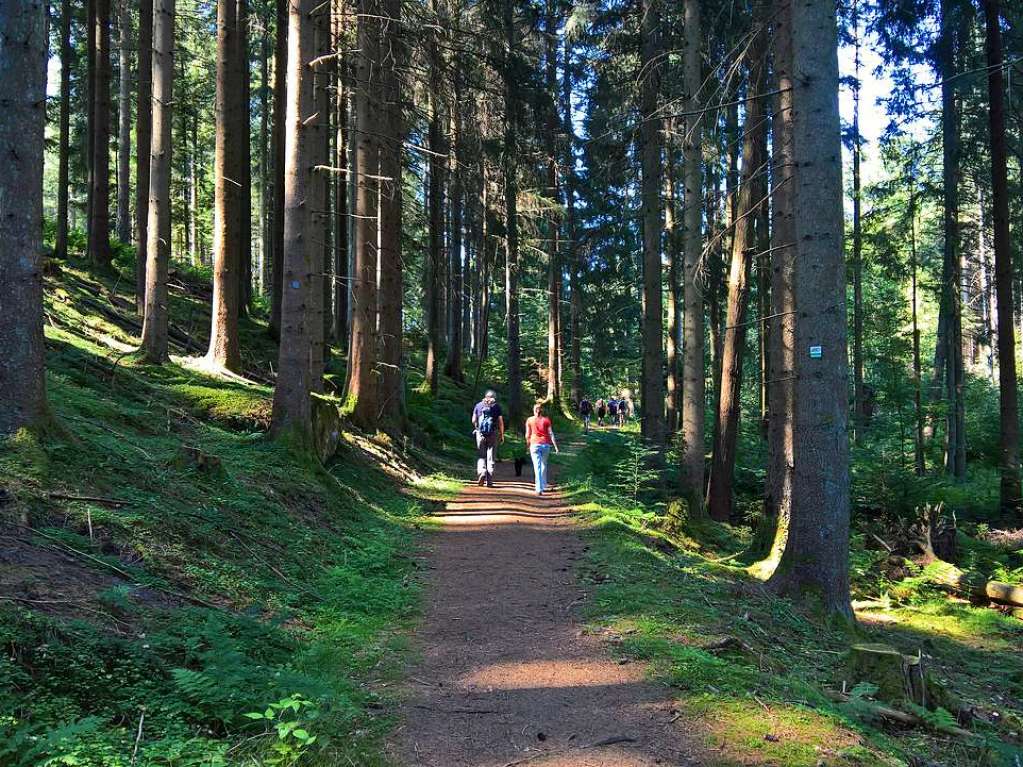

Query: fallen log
[[923, 559, 1023, 608]]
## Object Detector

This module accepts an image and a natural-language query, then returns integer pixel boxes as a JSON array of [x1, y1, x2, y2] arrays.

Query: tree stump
[[312, 398, 340, 464], [847, 643, 929, 708], [173, 445, 224, 476]]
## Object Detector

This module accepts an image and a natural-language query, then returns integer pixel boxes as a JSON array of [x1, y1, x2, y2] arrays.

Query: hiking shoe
[[477, 474, 486, 486], [486, 475, 494, 488]]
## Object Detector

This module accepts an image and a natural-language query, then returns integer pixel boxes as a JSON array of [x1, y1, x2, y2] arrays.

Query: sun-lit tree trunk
[[377, 0, 405, 427], [766, 0, 852, 619], [134, 0, 153, 312], [851, 0, 865, 442], [88, 0, 112, 267], [307, 0, 329, 393], [543, 0, 561, 405], [236, 0, 253, 317], [140, 0, 175, 364], [983, 0, 1021, 514], [939, 0, 965, 479], [269, 0, 287, 339], [680, 0, 705, 514], [115, 0, 132, 244], [207, 0, 243, 372], [424, 0, 444, 395], [56, 0, 72, 261], [270, 0, 315, 443], [332, 4, 349, 349], [502, 0, 522, 423], [258, 26, 270, 293], [707, 17, 767, 522], [0, 0, 49, 435], [445, 67, 465, 383], [665, 124, 681, 434], [563, 34, 582, 408], [909, 180, 925, 476], [346, 0, 382, 425], [639, 0, 664, 442]]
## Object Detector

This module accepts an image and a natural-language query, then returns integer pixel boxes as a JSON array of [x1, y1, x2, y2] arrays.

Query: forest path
[[390, 441, 702, 767]]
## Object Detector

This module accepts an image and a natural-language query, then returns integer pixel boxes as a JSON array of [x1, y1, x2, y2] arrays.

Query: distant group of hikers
[[471, 390, 559, 496], [577, 394, 632, 432], [469, 388, 635, 494]]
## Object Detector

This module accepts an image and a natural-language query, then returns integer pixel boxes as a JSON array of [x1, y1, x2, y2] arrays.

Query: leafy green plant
[[243, 695, 320, 766]]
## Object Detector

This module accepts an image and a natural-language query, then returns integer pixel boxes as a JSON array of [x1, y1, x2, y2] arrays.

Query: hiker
[[579, 397, 593, 432], [596, 398, 607, 426], [618, 396, 630, 426], [607, 398, 618, 426], [525, 402, 559, 496], [471, 390, 505, 487]]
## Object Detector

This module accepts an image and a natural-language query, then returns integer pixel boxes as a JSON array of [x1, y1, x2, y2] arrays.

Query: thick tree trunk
[[237, 0, 253, 317], [134, 0, 153, 312], [307, 0, 329, 393], [56, 0, 72, 260], [116, 0, 132, 244], [445, 68, 465, 383], [680, 0, 705, 514], [332, 6, 349, 349], [345, 0, 382, 426], [88, 0, 112, 267], [376, 0, 405, 427], [939, 0, 966, 479], [639, 0, 664, 442], [270, 0, 316, 443], [707, 20, 767, 522], [502, 0, 522, 424], [207, 0, 243, 372], [766, 0, 852, 619], [984, 0, 1021, 513], [0, 0, 49, 434], [269, 0, 287, 339], [140, 0, 175, 364]]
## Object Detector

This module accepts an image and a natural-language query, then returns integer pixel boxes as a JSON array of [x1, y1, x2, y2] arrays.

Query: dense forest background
[[3, 0, 1023, 762]]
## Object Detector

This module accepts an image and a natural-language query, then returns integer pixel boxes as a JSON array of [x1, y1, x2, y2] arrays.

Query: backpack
[[478, 405, 495, 435]]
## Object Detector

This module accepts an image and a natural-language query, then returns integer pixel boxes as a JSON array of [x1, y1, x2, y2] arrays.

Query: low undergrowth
[[566, 430, 1023, 767]]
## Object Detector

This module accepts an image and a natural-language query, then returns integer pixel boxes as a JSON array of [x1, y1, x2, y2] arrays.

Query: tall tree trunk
[[237, 0, 253, 317], [346, 0, 382, 426], [269, 0, 287, 339], [140, 0, 174, 363], [56, 0, 72, 260], [910, 180, 926, 476], [259, 25, 270, 294], [116, 0, 131, 243], [424, 0, 444, 394], [502, 0, 522, 423], [543, 0, 561, 405], [134, 0, 153, 312], [564, 35, 582, 408], [707, 17, 767, 522], [445, 67, 465, 383], [376, 0, 405, 427], [88, 0, 112, 267], [939, 0, 965, 478], [665, 124, 681, 433], [189, 115, 200, 264], [984, 0, 1021, 513], [766, 0, 852, 619], [639, 0, 664, 442], [307, 0, 329, 392], [0, 0, 49, 434], [851, 0, 865, 441], [207, 0, 243, 372], [270, 0, 315, 443], [332, 5, 349, 348], [680, 0, 705, 514]]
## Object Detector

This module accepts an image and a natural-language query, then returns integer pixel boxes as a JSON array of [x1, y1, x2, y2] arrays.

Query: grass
[[564, 429, 1023, 767], [0, 257, 446, 766]]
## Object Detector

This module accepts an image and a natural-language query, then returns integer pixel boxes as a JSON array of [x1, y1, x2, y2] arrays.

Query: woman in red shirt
[[525, 402, 559, 495]]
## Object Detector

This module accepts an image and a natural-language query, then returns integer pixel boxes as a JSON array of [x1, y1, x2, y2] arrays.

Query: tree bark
[[707, 16, 767, 522], [639, 0, 664, 443], [543, 0, 562, 405], [564, 34, 582, 408], [680, 0, 705, 514], [502, 0, 522, 423], [0, 0, 49, 434], [269, 0, 287, 339], [766, 0, 852, 619], [134, 0, 153, 312], [424, 0, 444, 394], [665, 124, 681, 434], [139, 0, 175, 364], [376, 0, 405, 427], [983, 0, 1021, 513], [345, 0, 382, 427], [446, 65, 465, 383], [307, 0, 329, 392], [56, 0, 72, 260], [332, 6, 349, 349], [88, 0, 112, 267], [270, 0, 316, 443], [236, 0, 253, 317], [851, 0, 865, 441], [207, 0, 243, 372], [910, 181, 926, 476], [116, 0, 132, 244]]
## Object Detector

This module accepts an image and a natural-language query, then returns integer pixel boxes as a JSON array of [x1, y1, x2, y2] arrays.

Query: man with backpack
[[607, 397, 619, 426], [579, 397, 593, 432], [471, 390, 505, 487]]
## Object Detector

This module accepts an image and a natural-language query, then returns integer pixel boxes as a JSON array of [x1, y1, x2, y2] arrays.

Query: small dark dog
[[514, 456, 527, 476]]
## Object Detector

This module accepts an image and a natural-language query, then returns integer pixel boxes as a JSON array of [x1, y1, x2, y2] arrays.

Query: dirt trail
[[392, 446, 701, 767]]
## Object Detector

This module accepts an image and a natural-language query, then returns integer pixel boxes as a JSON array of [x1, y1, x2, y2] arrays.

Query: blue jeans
[[530, 444, 551, 493]]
